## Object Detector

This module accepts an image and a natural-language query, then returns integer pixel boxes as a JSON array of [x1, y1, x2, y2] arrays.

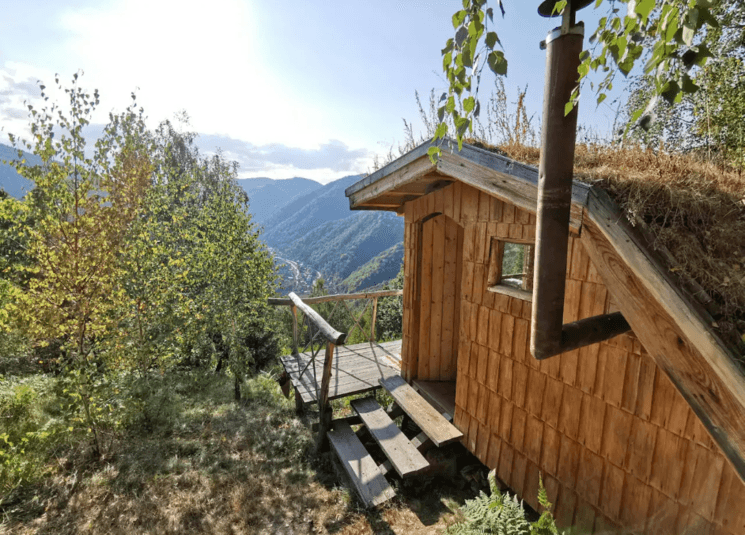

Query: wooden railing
[[268, 289, 403, 450], [268, 289, 403, 350]]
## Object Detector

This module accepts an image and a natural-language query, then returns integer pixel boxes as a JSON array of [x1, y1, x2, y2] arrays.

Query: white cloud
[[56, 0, 332, 148], [196, 135, 371, 183]]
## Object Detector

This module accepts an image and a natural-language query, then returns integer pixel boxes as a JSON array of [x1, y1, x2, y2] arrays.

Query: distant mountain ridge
[[0, 140, 404, 294], [0, 143, 40, 198], [237, 177, 321, 226], [257, 174, 404, 290]]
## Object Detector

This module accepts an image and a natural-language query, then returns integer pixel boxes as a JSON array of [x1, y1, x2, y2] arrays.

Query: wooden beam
[[348, 155, 436, 209], [345, 139, 590, 231], [286, 292, 346, 345], [435, 146, 587, 232], [581, 187, 745, 484], [315, 341, 336, 452]]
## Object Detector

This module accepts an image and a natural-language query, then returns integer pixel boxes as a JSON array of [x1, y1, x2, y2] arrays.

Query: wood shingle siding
[[398, 181, 745, 534]]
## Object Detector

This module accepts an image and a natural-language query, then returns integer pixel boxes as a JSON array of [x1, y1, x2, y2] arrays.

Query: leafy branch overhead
[[431, 0, 722, 159]]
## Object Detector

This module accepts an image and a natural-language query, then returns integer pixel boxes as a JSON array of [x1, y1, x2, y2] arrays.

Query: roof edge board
[[348, 154, 436, 210], [346, 140, 591, 216]]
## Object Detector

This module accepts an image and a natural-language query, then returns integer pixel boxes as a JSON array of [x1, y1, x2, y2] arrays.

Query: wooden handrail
[[268, 289, 403, 306], [288, 292, 347, 346]]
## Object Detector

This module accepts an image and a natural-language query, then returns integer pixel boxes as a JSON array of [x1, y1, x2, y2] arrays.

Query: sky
[[0, 1, 630, 184]]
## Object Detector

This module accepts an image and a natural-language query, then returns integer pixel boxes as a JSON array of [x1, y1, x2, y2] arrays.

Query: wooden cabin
[[345, 140, 745, 534]]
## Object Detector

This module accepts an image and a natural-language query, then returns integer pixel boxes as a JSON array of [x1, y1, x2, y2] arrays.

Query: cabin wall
[[401, 181, 745, 534]]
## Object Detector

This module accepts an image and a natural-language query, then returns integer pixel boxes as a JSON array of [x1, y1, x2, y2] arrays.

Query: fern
[[446, 471, 561, 535]]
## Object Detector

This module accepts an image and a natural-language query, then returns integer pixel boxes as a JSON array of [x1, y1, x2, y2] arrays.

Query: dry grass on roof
[[467, 139, 745, 359]]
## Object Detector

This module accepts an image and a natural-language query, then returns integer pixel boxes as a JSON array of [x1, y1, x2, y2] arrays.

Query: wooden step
[[350, 397, 429, 478], [327, 421, 395, 508], [378, 410, 453, 477], [379, 375, 463, 447]]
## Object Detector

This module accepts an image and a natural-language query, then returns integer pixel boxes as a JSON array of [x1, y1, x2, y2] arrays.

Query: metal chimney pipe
[[530, 2, 630, 360]]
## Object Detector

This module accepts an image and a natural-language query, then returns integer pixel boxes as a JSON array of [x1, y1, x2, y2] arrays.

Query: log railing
[[268, 289, 403, 450], [269, 289, 403, 348]]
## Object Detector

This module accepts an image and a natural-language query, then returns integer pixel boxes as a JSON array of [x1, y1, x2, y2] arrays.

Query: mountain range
[[249, 174, 403, 293], [0, 144, 38, 198], [0, 143, 404, 294]]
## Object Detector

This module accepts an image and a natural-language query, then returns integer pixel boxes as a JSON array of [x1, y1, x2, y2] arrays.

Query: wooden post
[[294, 390, 305, 414], [291, 304, 298, 355], [315, 341, 335, 452], [371, 297, 378, 342]]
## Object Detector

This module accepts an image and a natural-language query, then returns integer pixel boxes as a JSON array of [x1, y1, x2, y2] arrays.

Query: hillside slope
[[237, 177, 321, 226], [342, 242, 404, 291], [260, 174, 404, 283]]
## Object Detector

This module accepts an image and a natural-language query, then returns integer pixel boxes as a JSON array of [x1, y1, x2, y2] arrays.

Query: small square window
[[487, 238, 534, 300]]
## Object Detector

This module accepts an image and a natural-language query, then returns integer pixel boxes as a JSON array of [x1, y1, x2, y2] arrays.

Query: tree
[[1, 75, 152, 454], [432, 0, 725, 155], [376, 266, 404, 341], [623, 3, 744, 168], [113, 118, 279, 398]]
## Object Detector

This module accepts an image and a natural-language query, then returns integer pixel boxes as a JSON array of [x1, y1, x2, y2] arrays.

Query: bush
[[0, 376, 61, 503], [446, 471, 559, 535]]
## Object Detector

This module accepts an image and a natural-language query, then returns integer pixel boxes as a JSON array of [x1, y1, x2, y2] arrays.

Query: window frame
[[486, 237, 535, 302]]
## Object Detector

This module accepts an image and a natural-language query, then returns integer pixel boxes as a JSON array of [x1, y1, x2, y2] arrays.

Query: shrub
[[446, 471, 559, 535]]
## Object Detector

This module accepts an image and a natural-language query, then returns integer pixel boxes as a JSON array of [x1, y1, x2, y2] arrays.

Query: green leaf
[[443, 52, 452, 71], [487, 50, 508, 76], [680, 74, 699, 94], [485, 31, 498, 49], [552, 0, 567, 16], [452, 10, 467, 29], [597, 93, 607, 105], [455, 26, 468, 47], [660, 80, 681, 105], [427, 146, 441, 163], [434, 122, 448, 139], [463, 96, 475, 113], [441, 38, 454, 56], [445, 96, 456, 113], [635, 0, 655, 25], [564, 101, 575, 116]]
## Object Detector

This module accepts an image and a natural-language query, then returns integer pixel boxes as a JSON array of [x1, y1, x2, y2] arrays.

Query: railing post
[[315, 341, 335, 452], [291, 304, 298, 355], [371, 297, 378, 343]]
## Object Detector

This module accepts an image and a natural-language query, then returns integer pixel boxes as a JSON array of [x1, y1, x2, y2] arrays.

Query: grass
[[1, 364, 485, 535]]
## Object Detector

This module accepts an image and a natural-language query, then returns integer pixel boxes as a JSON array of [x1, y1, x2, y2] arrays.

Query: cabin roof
[[345, 139, 589, 231], [346, 139, 745, 485]]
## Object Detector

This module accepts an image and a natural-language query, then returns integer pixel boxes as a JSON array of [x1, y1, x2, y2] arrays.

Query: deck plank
[[328, 421, 395, 508], [351, 397, 429, 478], [280, 340, 402, 404], [380, 375, 463, 447]]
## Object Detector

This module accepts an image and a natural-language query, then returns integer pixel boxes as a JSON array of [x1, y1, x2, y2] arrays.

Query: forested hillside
[[342, 242, 404, 292], [2, 143, 404, 295], [256, 174, 404, 292], [237, 177, 321, 226]]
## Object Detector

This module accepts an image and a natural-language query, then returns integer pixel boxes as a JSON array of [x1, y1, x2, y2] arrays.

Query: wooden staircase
[[327, 375, 463, 508]]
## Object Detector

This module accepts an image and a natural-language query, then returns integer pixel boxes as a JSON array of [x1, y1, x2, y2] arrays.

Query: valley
[[0, 144, 404, 295]]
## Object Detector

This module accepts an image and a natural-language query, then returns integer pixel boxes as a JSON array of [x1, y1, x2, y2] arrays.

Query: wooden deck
[[280, 340, 402, 405]]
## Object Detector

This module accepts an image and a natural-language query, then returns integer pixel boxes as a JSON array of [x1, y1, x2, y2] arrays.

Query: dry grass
[[1, 371, 475, 535], [468, 139, 745, 358]]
